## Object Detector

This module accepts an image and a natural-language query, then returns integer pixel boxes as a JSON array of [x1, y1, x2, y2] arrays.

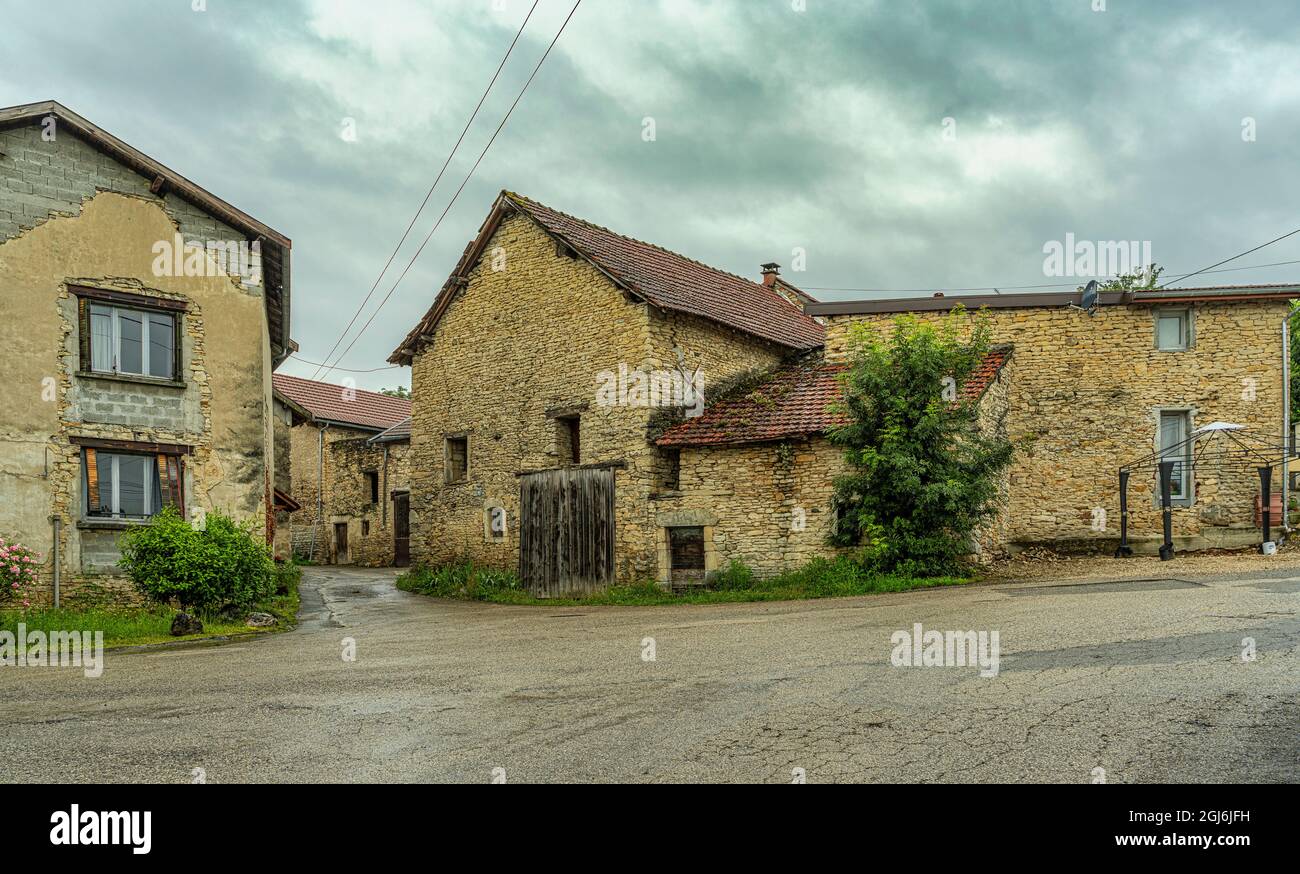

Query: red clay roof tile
[[390, 191, 825, 363], [657, 349, 1010, 447], [272, 374, 411, 431]]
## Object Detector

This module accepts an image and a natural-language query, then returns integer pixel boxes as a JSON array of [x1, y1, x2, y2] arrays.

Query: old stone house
[[0, 100, 292, 605], [655, 286, 1294, 578], [389, 191, 824, 593], [654, 348, 1014, 582], [271, 374, 411, 566], [391, 191, 1292, 592], [807, 288, 1294, 553]]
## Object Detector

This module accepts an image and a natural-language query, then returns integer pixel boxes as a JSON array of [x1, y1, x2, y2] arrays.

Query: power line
[[318, 0, 583, 379], [1159, 227, 1300, 288], [800, 257, 1300, 294], [288, 355, 403, 374], [310, 0, 542, 380]]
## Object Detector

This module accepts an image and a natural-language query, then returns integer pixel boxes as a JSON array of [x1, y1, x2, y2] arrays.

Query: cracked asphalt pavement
[[1, 565, 1297, 783]]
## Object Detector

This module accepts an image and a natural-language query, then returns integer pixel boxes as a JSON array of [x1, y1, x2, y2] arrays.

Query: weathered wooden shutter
[[77, 296, 91, 370], [157, 454, 184, 516], [85, 448, 101, 514], [172, 313, 183, 381]]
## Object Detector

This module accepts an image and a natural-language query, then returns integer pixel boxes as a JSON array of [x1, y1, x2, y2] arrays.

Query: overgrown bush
[[0, 535, 40, 608], [272, 560, 303, 596], [396, 560, 522, 601], [828, 306, 1014, 577], [117, 507, 274, 612]]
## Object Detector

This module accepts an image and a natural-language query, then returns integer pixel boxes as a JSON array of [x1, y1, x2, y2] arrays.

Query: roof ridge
[[504, 191, 775, 293], [273, 373, 411, 405]]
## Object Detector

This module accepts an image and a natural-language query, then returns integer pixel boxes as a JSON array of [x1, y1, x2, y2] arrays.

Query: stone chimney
[[760, 262, 780, 287]]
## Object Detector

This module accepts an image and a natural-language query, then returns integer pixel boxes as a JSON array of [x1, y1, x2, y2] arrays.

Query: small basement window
[[445, 436, 469, 483], [364, 471, 379, 504], [1155, 309, 1190, 351]]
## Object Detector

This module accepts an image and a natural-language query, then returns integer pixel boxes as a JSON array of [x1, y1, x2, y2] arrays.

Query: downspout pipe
[[1283, 314, 1291, 534], [49, 515, 61, 608]]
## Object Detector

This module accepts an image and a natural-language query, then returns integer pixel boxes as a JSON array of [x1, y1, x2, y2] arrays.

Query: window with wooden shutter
[[85, 447, 102, 514], [157, 453, 185, 517]]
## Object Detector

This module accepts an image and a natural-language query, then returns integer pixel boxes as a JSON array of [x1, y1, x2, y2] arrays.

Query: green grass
[[396, 556, 969, 607], [0, 580, 301, 649]]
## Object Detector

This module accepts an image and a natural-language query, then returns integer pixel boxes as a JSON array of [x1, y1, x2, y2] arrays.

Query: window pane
[[1157, 314, 1184, 349], [1159, 413, 1189, 496], [90, 305, 113, 372], [148, 313, 174, 378], [118, 310, 143, 373], [116, 454, 148, 516]]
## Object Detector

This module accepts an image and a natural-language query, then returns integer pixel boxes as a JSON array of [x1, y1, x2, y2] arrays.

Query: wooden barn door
[[518, 468, 616, 597]]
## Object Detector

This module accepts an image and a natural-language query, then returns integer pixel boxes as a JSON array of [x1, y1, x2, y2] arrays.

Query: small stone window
[[1155, 309, 1191, 351], [556, 415, 580, 465], [659, 447, 681, 492], [445, 436, 469, 483], [361, 520, 371, 537], [364, 471, 379, 504]]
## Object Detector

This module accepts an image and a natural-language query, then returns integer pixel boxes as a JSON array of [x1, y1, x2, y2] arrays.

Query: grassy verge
[[396, 557, 969, 607], [0, 565, 302, 648]]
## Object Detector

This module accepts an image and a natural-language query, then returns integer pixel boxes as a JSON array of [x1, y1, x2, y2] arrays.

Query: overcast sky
[[4, 0, 1300, 390]]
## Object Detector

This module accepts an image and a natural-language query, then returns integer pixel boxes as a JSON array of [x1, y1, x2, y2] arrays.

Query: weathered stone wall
[[407, 212, 793, 583], [324, 436, 410, 566], [653, 360, 1014, 580], [0, 184, 274, 603], [650, 437, 850, 580], [285, 421, 377, 562], [824, 301, 1290, 550]]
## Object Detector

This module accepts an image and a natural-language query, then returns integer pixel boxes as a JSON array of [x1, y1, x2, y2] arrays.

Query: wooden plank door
[[518, 467, 615, 597], [334, 522, 349, 564]]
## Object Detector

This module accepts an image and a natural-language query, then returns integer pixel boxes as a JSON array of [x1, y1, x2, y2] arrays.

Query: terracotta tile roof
[[390, 191, 825, 363], [508, 194, 825, 350], [657, 348, 1010, 447], [272, 374, 411, 431]]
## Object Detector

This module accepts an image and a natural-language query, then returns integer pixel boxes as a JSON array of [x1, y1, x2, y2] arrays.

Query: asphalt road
[[1, 565, 1297, 783]]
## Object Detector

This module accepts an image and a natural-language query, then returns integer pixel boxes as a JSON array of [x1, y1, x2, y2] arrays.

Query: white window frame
[[1157, 410, 1194, 504], [89, 452, 159, 519], [1154, 308, 1192, 352], [89, 303, 175, 378]]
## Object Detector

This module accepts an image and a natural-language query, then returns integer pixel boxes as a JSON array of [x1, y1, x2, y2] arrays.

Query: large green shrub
[[827, 306, 1014, 576], [117, 507, 275, 612]]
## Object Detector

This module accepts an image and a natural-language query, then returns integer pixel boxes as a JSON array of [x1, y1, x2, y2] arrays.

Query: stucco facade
[[0, 105, 290, 605]]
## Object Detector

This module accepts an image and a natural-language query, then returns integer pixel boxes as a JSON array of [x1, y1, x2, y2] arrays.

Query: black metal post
[[1158, 460, 1175, 561], [1259, 466, 1273, 552], [1115, 469, 1133, 558]]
